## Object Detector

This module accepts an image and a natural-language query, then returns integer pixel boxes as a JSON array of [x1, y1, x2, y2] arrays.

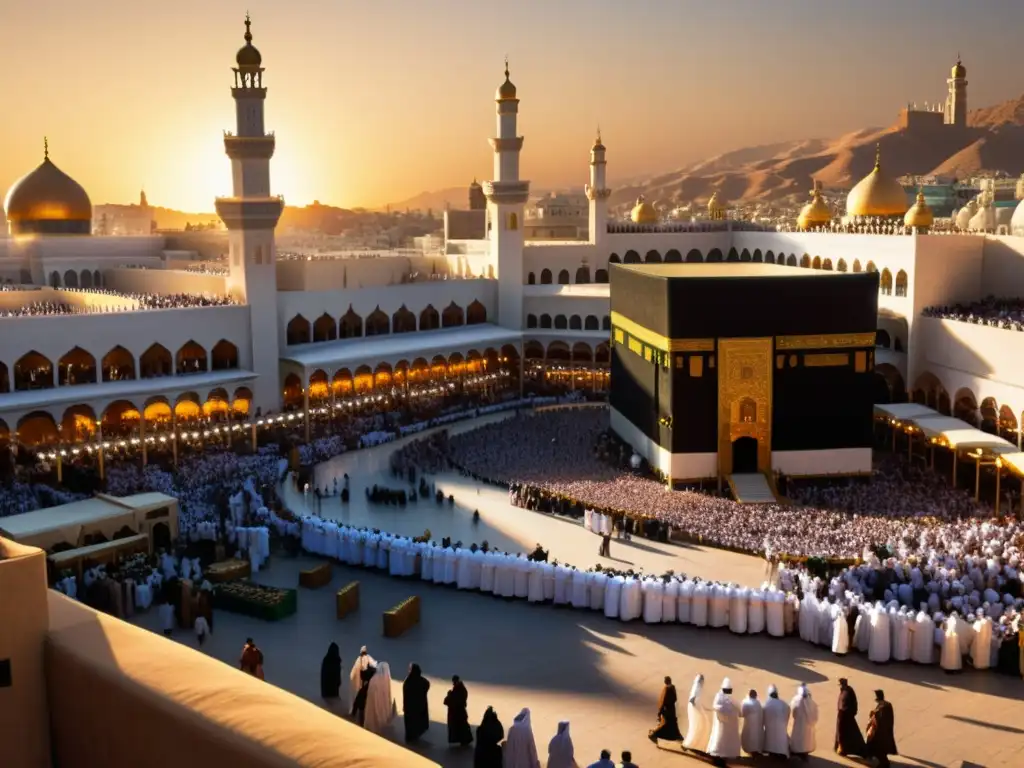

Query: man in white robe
[[443, 547, 458, 585], [662, 577, 679, 623], [497, 553, 516, 598], [620, 576, 643, 621], [707, 678, 742, 764], [363, 661, 396, 735], [690, 582, 709, 627], [682, 674, 711, 754], [554, 564, 571, 605], [940, 613, 963, 672], [709, 584, 729, 628], [513, 555, 531, 598], [479, 550, 495, 592], [891, 607, 911, 662], [729, 587, 748, 634], [739, 689, 764, 756], [603, 574, 623, 619], [868, 603, 891, 663], [504, 708, 540, 768], [588, 571, 607, 611], [527, 560, 546, 603], [762, 685, 790, 758], [643, 578, 664, 623], [910, 607, 935, 664], [678, 579, 693, 624], [571, 568, 589, 609], [468, 548, 484, 589], [765, 589, 785, 637], [542, 561, 556, 601], [788, 684, 818, 759], [832, 603, 850, 656], [971, 613, 994, 669]]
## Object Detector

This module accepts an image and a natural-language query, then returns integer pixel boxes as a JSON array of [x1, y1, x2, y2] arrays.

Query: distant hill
[[382, 187, 469, 214], [613, 93, 1024, 210], [95, 204, 220, 230]]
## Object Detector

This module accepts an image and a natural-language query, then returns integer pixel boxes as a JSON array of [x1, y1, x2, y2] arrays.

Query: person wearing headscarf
[[865, 690, 897, 768], [349, 646, 377, 725], [445, 675, 474, 746], [320, 642, 343, 714], [648, 676, 682, 743], [402, 663, 430, 743], [707, 677, 741, 765], [682, 674, 711, 753], [363, 661, 396, 735], [762, 684, 790, 758], [504, 708, 540, 768], [789, 684, 819, 760], [475, 706, 505, 768], [739, 689, 764, 756], [546, 721, 578, 768], [834, 678, 865, 757]]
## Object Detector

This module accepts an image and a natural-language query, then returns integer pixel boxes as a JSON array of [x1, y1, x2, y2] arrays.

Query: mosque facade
[[2, 25, 1024, 481]]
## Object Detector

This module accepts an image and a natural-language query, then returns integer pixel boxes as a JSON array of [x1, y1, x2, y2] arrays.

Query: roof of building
[[0, 497, 136, 544], [281, 324, 522, 370], [45, 592, 438, 767], [444, 209, 487, 240], [613, 263, 841, 279]]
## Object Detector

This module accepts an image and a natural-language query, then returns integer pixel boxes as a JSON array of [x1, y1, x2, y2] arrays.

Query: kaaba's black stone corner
[[609, 262, 879, 464]]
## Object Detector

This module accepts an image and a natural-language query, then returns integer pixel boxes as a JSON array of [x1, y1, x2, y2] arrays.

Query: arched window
[[602, 316, 611, 331], [608, 253, 621, 264], [764, 251, 774, 264], [365, 307, 390, 336], [786, 255, 797, 267], [822, 258, 833, 271], [441, 302, 465, 328], [527, 272, 536, 285], [509, 213, 518, 230], [575, 266, 591, 284], [102, 346, 135, 382], [853, 260, 862, 273], [15, 352, 54, 391], [584, 315, 599, 331], [707, 249, 723, 263], [800, 254, 811, 268], [58, 347, 97, 386], [554, 315, 568, 330], [49, 271, 61, 288], [64, 269, 79, 288], [140, 343, 172, 378], [527, 314, 538, 328], [569, 315, 582, 330], [595, 268, 609, 283], [175, 341, 208, 375], [727, 248, 740, 262], [812, 256, 822, 269], [418, 305, 439, 332], [623, 250, 641, 264], [557, 269, 570, 285], [212, 340, 239, 370], [752, 249, 762, 263], [341, 307, 364, 337], [895, 270, 908, 297], [466, 300, 487, 325], [876, 330, 891, 349], [313, 313, 337, 342], [644, 250, 662, 263], [392, 305, 416, 333], [686, 249, 703, 263], [540, 269, 553, 284], [880, 269, 893, 295], [287, 314, 311, 345], [837, 259, 848, 273], [540, 314, 552, 329]]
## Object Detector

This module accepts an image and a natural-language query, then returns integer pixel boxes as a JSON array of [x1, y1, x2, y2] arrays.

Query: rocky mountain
[[614, 93, 1024, 210]]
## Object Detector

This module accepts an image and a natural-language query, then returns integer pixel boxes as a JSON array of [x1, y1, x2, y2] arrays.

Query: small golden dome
[[630, 196, 658, 224], [236, 15, 262, 69], [496, 59, 517, 101], [951, 57, 966, 79], [4, 140, 92, 236], [904, 189, 934, 230], [797, 183, 832, 230], [846, 145, 908, 218]]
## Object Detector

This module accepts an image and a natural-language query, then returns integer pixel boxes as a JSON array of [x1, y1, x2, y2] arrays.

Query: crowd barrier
[[299, 562, 332, 589], [382, 595, 420, 638], [336, 581, 360, 619]]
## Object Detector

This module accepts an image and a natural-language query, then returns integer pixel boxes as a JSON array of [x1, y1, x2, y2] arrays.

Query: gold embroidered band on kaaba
[[610, 311, 875, 354]]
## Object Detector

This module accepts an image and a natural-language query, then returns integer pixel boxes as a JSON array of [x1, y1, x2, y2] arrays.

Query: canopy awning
[[875, 403, 1018, 458], [874, 403, 937, 422], [47, 533, 149, 568]]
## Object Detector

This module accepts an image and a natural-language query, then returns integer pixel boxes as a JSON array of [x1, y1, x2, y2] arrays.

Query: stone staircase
[[729, 473, 777, 504]]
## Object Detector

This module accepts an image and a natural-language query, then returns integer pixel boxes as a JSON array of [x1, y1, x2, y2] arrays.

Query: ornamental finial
[[43, 136, 49, 160], [504, 56, 509, 80], [244, 12, 252, 43], [874, 143, 881, 169]]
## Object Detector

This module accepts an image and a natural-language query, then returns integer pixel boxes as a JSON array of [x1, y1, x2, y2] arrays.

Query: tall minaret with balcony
[[945, 56, 967, 128], [484, 60, 530, 329], [215, 15, 283, 411], [586, 129, 611, 246]]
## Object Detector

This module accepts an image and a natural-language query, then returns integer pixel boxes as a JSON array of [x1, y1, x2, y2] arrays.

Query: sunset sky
[[2, 0, 1023, 212]]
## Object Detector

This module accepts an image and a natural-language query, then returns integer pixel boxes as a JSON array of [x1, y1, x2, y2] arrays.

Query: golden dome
[[846, 145, 909, 218], [904, 189, 934, 230], [4, 141, 92, 236], [496, 59, 517, 101], [236, 15, 262, 69], [797, 183, 832, 230], [951, 57, 966, 79], [630, 196, 658, 224]]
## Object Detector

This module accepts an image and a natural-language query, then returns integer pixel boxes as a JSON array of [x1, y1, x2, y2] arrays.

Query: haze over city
[[3, 0, 1024, 212]]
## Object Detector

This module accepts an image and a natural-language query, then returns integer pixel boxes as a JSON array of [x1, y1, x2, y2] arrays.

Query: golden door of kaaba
[[717, 337, 773, 475]]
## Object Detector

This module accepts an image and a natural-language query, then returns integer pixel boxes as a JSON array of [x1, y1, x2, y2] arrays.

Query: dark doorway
[[872, 373, 893, 405], [152, 522, 171, 552], [732, 437, 758, 474]]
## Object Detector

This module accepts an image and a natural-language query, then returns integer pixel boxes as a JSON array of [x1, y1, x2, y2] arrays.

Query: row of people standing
[[651, 675, 896, 766]]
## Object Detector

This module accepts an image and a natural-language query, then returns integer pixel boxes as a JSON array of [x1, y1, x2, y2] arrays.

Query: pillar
[[951, 448, 957, 487], [97, 426, 105, 481], [140, 411, 148, 466], [974, 454, 981, 501], [519, 341, 525, 398], [56, 444, 63, 484], [995, 460, 1002, 518], [171, 411, 178, 467], [303, 385, 311, 443], [251, 420, 258, 451]]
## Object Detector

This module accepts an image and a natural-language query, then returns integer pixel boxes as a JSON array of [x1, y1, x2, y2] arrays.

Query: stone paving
[[133, 420, 1024, 768]]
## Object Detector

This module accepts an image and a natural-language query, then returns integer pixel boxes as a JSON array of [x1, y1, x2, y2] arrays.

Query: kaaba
[[609, 263, 879, 483]]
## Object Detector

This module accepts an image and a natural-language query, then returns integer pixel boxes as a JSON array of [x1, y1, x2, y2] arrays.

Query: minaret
[[215, 15, 283, 412], [945, 56, 967, 128], [483, 59, 530, 329], [585, 128, 611, 246]]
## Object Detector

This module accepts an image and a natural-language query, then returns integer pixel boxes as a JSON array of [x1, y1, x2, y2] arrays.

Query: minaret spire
[[43, 137, 48, 161]]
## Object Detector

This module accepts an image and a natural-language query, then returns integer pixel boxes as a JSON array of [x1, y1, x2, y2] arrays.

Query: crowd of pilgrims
[[922, 295, 1024, 331], [0, 290, 236, 318]]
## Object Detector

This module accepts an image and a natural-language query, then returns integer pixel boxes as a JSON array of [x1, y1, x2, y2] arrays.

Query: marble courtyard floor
[[131, 419, 1024, 767]]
